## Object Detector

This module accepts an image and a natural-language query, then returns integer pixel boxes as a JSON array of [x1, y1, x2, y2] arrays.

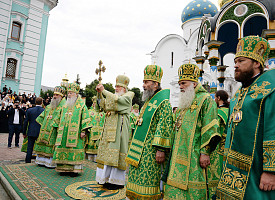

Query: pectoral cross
[[148, 100, 158, 111], [95, 60, 106, 84]]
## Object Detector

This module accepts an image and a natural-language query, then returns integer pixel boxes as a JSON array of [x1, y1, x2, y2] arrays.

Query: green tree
[[75, 74, 84, 97], [130, 87, 143, 109], [83, 79, 115, 107], [40, 89, 53, 99]]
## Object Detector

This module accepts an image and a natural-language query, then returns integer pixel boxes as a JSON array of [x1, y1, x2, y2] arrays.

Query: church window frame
[[171, 52, 174, 68], [5, 58, 17, 79], [11, 21, 21, 41]]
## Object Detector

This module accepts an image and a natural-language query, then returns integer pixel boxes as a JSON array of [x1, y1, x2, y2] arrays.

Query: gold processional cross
[[95, 60, 106, 84]]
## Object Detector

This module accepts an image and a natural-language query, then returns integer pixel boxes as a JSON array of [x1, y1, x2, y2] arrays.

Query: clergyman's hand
[[80, 132, 86, 139], [156, 150, 165, 163], [259, 172, 275, 191], [96, 84, 104, 93], [200, 154, 210, 168]]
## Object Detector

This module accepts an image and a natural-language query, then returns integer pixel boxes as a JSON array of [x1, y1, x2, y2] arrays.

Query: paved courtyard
[[0, 133, 25, 200], [0, 133, 25, 162]]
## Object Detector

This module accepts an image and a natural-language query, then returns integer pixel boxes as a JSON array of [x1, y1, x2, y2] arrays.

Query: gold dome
[[218, 0, 233, 8]]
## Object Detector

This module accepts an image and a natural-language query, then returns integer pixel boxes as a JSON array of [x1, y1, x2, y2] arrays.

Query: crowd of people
[[2, 35, 275, 200], [0, 87, 52, 133]]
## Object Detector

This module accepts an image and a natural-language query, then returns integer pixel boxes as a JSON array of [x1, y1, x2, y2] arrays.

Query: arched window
[[6, 58, 17, 79], [11, 22, 21, 41], [171, 52, 174, 68], [243, 16, 267, 37]]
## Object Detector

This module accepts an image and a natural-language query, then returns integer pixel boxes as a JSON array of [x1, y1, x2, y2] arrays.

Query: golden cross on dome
[[95, 60, 106, 84]]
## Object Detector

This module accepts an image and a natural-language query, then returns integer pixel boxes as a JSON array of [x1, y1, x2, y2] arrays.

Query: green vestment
[[164, 84, 221, 200], [96, 89, 134, 170], [21, 137, 28, 153], [52, 96, 92, 172], [34, 98, 66, 157], [126, 89, 173, 200], [217, 107, 229, 169], [86, 107, 105, 155], [129, 112, 138, 145], [216, 69, 275, 200]]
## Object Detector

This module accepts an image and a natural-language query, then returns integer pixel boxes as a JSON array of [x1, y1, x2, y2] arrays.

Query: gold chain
[[229, 88, 249, 125]]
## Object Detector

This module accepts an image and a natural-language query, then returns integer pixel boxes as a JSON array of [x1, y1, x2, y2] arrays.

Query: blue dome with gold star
[[181, 0, 218, 23]]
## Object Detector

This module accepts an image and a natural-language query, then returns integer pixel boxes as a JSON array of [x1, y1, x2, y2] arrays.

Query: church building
[[0, 0, 58, 95], [150, 0, 275, 107]]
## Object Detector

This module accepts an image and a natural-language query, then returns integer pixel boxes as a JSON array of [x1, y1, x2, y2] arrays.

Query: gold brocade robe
[[52, 96, 92, 172], [96, 89, 134, 170], [164, 84, 221, 200]]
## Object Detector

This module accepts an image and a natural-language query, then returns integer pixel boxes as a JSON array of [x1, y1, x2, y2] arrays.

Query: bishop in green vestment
[[126, 65, 173, 200], [34, 86, 66, 168], [163, 63, 221, 200], [215, 90, 229, 169], [216, 36, 275, 199], [86, 97, 105, 162], [52, 83, 92, 174], [96, 75, 134, 190], [129, 104, 139, 146]]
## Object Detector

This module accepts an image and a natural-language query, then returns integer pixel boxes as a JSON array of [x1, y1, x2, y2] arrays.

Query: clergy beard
[[115, 90, 125, 96], [142, 89, 155, 101], [234, 65, 254, 83], [178, 84, 195, 110], [50, 97, 61, 109], [133, 111, 139, 117], [66, 95, 78, 109]]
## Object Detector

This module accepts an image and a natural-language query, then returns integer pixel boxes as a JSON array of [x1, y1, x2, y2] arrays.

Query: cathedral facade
[[151, 0, 275, 107], [0, 0, 58, 95]]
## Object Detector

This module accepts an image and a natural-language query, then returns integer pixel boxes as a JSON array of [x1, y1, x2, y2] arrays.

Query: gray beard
[[133, 111, 139, 117], [50, 98, 61, 109], [178, 84, 195, 110], [142, 89, 155, 101], [115, 90, 125, 96], [66, 95, 78, 109]]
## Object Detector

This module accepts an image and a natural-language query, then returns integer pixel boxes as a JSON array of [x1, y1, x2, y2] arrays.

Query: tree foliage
[[83, 79, 143, 109], [130, 87, 143, 110], [84, 79, 115, 107], [75, 74, 85, 97], [40, 89, 53, 99]]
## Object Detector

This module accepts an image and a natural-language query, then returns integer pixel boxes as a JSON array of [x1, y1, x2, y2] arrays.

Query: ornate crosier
[[95, 60, 106, 84]]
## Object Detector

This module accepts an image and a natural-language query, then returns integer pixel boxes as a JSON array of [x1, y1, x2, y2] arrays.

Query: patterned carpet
[[0, 161, 125, 200]]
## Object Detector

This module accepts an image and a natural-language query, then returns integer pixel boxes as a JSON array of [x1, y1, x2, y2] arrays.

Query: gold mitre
[[143, 65, 163, 83], [132, 104, 139, 110], [178, 63, 200, 83], [235, 35, 270, 68], [67, 82, 80, 94], [54, 86, 66, 97], [116, 75, 130, 89]]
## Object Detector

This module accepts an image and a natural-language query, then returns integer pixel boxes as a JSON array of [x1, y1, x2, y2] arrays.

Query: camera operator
[[7, 100, 25, 148]]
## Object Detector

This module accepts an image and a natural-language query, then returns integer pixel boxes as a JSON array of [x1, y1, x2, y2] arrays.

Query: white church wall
[[19, 0, 44, 93], [152, 35, 188, 107], [182, 19, 202, 41], [0, 0, 12, 83], [223, 53, 241, 97]]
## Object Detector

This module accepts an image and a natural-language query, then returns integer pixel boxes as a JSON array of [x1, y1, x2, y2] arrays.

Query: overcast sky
[[41, 0, 219, 90]]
